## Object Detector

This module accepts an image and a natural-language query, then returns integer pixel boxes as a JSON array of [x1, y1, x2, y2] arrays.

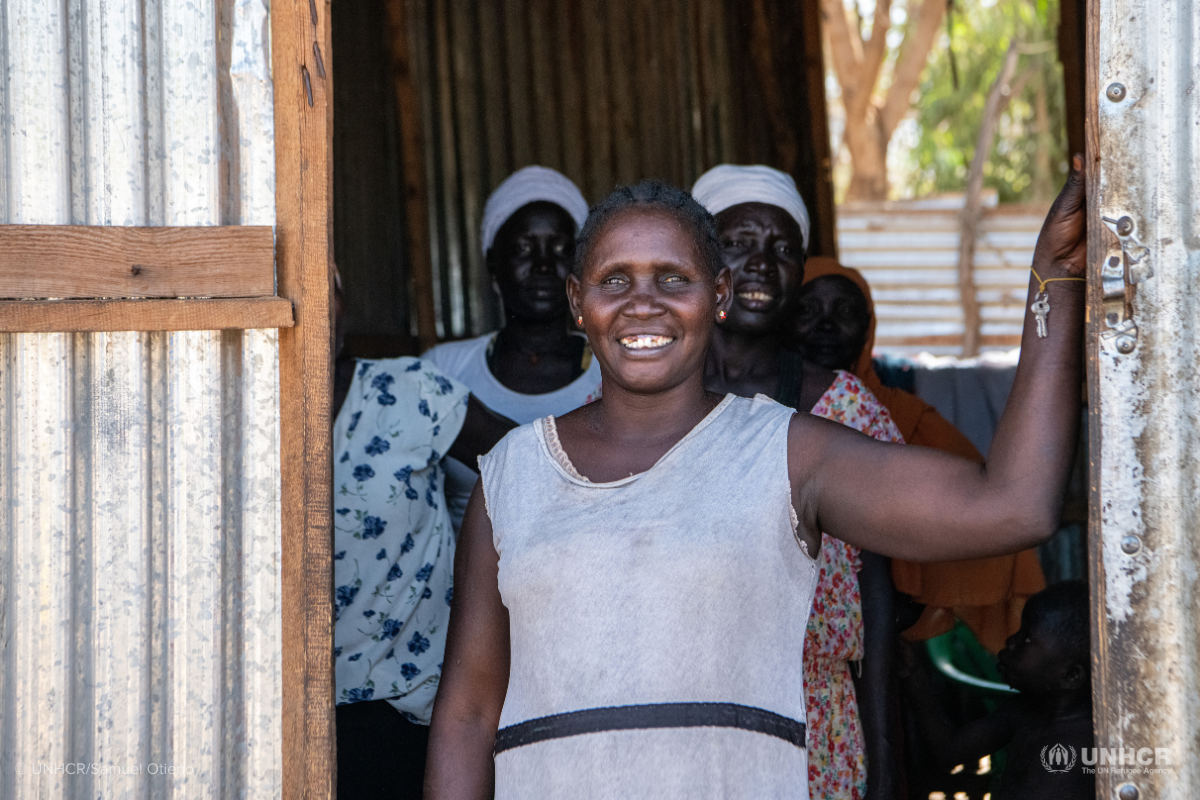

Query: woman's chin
[[600, 358, 696, 396]]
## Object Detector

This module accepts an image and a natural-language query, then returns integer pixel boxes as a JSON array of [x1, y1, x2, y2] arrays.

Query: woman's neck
[[495, 315, 574, 354], [705, 325, 782, 398], [489, 314, 583, 395], [583, 373, 721, 446]]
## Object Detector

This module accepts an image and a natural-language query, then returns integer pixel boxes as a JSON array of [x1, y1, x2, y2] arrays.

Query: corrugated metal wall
[[837, 198, 1050, 355], [402, 0, 832, 339], [0, 2, 281, 798]]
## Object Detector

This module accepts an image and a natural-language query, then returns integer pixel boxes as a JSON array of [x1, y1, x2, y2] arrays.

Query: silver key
[[1031, 292, 1051, 338]]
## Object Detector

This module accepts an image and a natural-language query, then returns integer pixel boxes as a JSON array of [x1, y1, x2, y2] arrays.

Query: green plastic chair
[[923, 621, 1017, 788], [925, 620, 1019, 699]]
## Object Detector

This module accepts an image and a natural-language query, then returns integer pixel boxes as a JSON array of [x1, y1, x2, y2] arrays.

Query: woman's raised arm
[[791, 156, 1088, 562], [425, 484, 510, 800]]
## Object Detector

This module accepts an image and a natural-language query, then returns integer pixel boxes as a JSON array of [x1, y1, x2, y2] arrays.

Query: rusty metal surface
[[1091, 0, 1200, 797], [0, 1, 281, 798]]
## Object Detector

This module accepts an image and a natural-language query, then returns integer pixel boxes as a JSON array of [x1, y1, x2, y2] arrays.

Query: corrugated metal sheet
[[837, 197, 1051, 355], [402, 0, 832, 340], [1091, 0, 1200, 797], [0, 2, 281, 798]]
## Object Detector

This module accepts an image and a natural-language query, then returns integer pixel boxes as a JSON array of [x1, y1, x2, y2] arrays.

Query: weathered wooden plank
[[385, 0, 439, 352], [477, 0, 511, 192], [556, 0, 586, 189], [271, 0, 334, 798], [432, 0, 466, 336], [660, 0, 690, 187], [503, 0, 533, 167], [677, 0, 702, 183], [746, 0, 796, 174], [604, 0, 638, 184], [0, 297, 293, 332], [631, 0, 664, 181], [407, 0, 448, 339], [332, 0, 411, 346], [800, 0, 837, 258], [691, 0, 715, 170], [0, 224, 274, 298], [526, 0, 562, 170], [707, 0, 736, 164], [580, 0, 613, 198], [449, 0, 486, 333]]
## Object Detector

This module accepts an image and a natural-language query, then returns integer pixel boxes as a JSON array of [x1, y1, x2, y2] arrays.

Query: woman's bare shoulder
[[785, 408, 880, 481]]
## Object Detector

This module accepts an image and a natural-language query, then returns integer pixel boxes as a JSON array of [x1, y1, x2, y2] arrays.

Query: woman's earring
[[717, 309, 727, 322], [577, 316, 584, 327]]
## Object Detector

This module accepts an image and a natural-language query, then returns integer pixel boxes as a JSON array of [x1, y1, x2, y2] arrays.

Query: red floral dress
[[805, 371, 904, 800]]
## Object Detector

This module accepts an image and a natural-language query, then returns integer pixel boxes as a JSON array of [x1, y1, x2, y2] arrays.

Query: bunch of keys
[[1031, 292, 1051, 338]]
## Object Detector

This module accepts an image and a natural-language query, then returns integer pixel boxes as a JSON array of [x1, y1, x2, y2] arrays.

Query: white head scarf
[[691, 164, 810, 252], [480, 166, 589, 257]]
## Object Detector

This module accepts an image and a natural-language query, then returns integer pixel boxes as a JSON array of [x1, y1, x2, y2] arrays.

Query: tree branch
[[879, 0, 947, 139], [957, 40, 1022, 357], [821, 0, 866, 114], [857, 0, 893, 116]]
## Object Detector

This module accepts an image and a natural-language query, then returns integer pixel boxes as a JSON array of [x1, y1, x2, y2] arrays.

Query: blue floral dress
[[333, 357, 469, 724]]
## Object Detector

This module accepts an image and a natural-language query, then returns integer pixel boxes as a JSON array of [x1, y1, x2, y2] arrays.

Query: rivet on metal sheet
[[1121, 535, 1142, 555], [1117, 783, 1139, 800], [1107, 82, 1127, 102]]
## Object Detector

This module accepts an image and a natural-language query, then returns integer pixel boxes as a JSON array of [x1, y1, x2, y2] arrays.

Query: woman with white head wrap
[[692, 164, 824, 406], [424, 166, 603, 532], [695, 164, 901, 800]]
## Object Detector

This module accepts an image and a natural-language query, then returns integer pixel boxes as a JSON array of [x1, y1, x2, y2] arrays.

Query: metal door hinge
[[1099, 216, 1152, 354]]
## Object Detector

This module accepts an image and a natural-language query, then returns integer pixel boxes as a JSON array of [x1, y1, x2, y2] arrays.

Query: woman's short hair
[[574, 180, 724, 279]]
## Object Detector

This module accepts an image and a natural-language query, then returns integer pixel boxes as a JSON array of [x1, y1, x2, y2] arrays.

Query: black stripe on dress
[[493, 701, 807, 754]]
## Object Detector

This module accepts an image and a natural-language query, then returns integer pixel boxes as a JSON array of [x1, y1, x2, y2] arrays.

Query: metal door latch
[[1100, 248, 1137, 353], [1099, 216, 1152, 354]]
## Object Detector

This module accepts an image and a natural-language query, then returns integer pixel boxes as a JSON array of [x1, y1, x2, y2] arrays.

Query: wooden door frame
[[273, 1, 336, 798]]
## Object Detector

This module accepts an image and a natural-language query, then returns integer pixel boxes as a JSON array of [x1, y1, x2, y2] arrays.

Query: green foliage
[[901, 0, 1068, 202]]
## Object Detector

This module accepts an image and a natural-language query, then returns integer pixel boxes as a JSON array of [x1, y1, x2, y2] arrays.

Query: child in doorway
[[900, 581, 1094, 800]]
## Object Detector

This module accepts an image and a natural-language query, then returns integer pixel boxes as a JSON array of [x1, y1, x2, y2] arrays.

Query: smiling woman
[[691, 164, 902, 800], [426, 163, 1088, 800]]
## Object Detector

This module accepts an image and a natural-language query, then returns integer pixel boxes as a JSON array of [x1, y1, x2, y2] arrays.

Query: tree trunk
[[1033, 76, 1055, 202], [843, 112, 889, 201], [822, 0, 946, 202], [958, 41, 1022, 357]]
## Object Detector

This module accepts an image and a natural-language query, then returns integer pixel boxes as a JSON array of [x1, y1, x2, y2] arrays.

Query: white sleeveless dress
[[478, 394, 819, 799]]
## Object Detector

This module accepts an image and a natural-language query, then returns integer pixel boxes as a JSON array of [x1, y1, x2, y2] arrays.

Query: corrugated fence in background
[[837, 196, 1051, 356], [399, 0, 832, 340], [0, 2, 282, 798]]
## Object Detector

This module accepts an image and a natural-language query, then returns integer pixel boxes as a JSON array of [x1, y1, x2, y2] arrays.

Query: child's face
[[997, 607, 1077, 696]]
